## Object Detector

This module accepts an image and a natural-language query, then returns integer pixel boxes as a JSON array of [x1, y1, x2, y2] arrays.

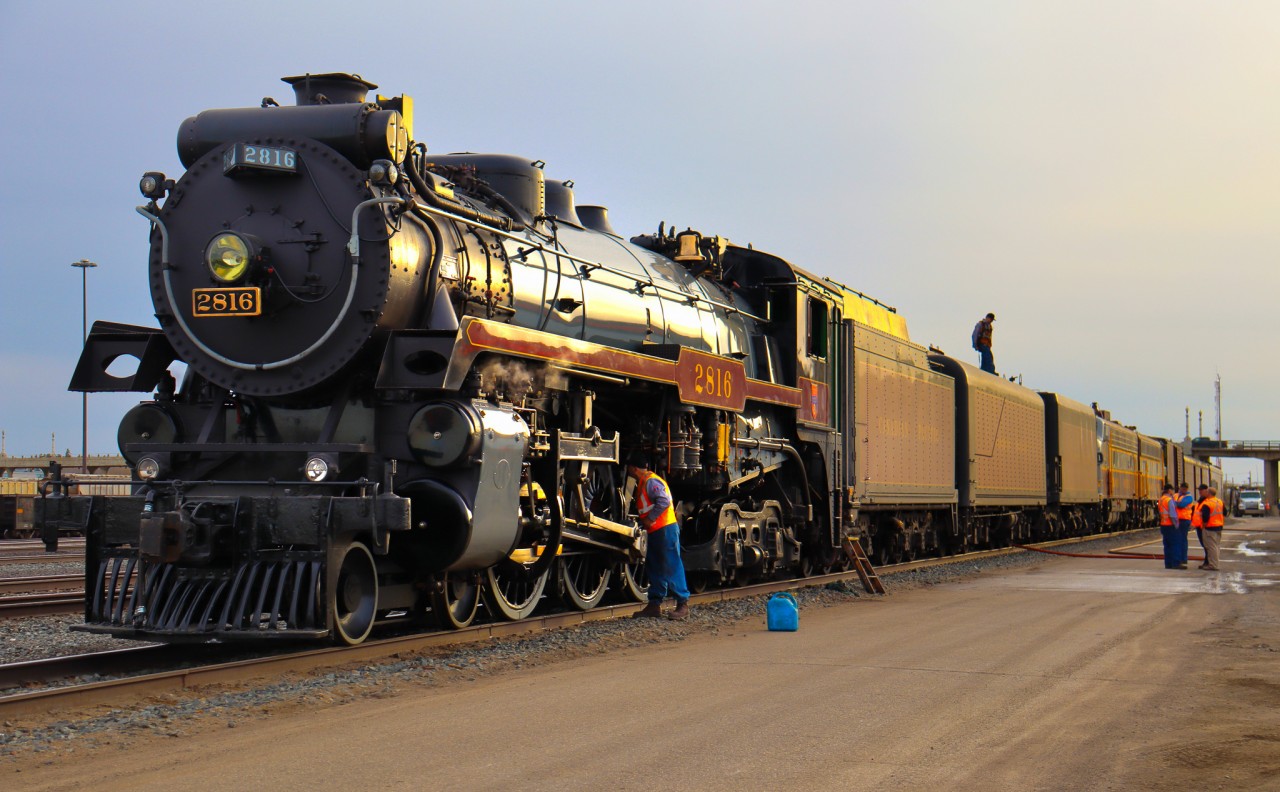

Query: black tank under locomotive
[[42, 74, 1208, 645]]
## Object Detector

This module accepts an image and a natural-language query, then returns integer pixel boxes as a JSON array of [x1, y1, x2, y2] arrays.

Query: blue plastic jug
[[767, 592, 799, 631]]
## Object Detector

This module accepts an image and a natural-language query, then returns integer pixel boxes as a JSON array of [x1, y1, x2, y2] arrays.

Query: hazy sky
[[1, 1, 1275, 481]]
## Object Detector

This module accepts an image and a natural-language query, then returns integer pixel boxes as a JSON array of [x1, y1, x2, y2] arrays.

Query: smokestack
[[281, 73, 378, 106]]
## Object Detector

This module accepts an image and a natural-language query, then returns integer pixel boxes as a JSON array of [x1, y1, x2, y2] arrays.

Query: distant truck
[[1237, 490, 1266, 517]]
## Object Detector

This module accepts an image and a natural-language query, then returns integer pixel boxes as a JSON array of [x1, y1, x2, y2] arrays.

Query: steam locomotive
[[40, 74, 1219, 645]]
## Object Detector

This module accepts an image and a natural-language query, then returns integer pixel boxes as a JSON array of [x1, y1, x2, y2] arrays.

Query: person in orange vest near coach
[[1157, 485, 1179, 569], [1191, 484, 1208, 563], [1172, 482, 1195, 569], [627, 459, 692, 620], [1199, 487, 1226, 571]]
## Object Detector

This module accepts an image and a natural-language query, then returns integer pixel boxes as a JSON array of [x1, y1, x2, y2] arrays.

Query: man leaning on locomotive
[[627, 459, 692, 620]]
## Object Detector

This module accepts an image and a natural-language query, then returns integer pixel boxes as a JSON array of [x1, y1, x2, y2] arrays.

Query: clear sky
[[1, 1, 1275, 482]]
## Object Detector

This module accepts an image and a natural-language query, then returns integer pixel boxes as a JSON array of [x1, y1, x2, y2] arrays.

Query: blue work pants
[[1159, 525, 1178, 568], [1174, 520, 1191, 566], [646, 522, 691, 605], [978, 345, 995, 374]]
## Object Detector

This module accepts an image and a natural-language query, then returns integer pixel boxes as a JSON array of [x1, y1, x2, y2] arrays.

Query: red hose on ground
[[1013, 544, 1205, 562], [1015, 523, 1271, 560]]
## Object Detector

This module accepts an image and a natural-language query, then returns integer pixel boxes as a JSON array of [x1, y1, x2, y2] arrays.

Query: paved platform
[[11, 522, 1280, 791]]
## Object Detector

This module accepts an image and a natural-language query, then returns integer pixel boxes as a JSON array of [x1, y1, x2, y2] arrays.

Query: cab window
[[807, 298, 828, 359]]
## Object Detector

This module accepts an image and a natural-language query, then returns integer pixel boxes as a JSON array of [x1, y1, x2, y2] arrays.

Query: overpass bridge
[[0, 454, 126, 477], [1190, 440, 1280, 515]]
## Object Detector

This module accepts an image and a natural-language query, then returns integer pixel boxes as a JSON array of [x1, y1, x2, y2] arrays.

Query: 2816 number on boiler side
[[676, 349, 746, 411]]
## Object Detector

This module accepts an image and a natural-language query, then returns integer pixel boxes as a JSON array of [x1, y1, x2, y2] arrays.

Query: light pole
[[71, 259, 97, 472]]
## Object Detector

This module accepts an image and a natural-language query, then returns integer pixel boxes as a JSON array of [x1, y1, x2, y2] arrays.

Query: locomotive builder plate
[[192, 287, 262, 317]]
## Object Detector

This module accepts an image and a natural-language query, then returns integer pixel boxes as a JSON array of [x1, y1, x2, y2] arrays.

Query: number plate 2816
[[192, 287, 261, 317]]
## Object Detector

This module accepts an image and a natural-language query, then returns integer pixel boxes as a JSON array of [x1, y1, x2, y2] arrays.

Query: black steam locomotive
[[42, 74, 1209, 645]]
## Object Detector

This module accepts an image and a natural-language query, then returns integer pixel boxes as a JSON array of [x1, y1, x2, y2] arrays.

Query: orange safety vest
[[1175, 495, 1193, 521], [974, 319, 993, 348], [634, 471, 678, 533], [1190, 499, 1203, 529], [1158, 494, 1174, 527], [1204, 497, 1225, 528]]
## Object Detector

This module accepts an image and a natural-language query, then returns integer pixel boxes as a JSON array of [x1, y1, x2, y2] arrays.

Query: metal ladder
[[841, 536, 885, 595]]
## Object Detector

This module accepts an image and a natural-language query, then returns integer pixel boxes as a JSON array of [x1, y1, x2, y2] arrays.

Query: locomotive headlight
[[303, 456, 330, 482], [205, 232, 254, 283], [136, 457, 161, 481]]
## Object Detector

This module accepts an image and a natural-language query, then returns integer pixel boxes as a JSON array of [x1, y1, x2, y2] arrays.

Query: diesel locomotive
[[40, 74, 1220, 645]]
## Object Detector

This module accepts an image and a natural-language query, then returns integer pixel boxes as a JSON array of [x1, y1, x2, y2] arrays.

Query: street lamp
[[71, 259, 97, 472]]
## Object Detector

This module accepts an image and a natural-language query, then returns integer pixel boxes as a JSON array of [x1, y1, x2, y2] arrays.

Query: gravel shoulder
[[5, 527, 1276, 790]]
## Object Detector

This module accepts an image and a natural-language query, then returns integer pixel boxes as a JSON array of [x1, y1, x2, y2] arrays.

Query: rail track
[[0, 552, 85, 567], [0, 539, 85, 555], [0, 529, 1147, 719], [0, 574, 82, 594], [0, 591, 85, 618]]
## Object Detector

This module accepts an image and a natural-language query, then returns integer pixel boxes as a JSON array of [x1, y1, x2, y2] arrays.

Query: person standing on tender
[[627, 459, 691, 620], [972, 312, 996, 374]]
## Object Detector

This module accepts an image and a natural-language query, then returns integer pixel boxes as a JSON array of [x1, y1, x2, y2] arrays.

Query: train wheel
[[614, 558, 648, 602], [560, 554, 612, 611], [484, 563, 549, 621], [431, 572, 479, 630], [686, 571, 714, 594], [331, 542, 378, 646], [558, 462, 616, 610]]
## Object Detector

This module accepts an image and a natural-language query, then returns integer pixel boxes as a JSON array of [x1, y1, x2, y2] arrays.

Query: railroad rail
[[0, 552, 85, 567], [0, 591, 85, 618], [0, 530, 1145, 719], [0, 539, 84, 555], [0, 574, 82, 594]]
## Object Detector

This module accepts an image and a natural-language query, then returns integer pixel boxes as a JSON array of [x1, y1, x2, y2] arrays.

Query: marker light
[[205, 233, 253, 283], [369, 159, 399, 185], [304, 457, 330, 482], [139, 171, 168, 200], [136, 457, 161, 480]]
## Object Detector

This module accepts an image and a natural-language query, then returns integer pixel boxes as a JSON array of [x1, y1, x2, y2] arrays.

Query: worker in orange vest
[[1199, 487, 1225, 571], [971, 312, 996, 374], [628, 458, 691, 620], [1172, 482, 1195, 569], [1191, 484, 1208, 565], [1157, 485, 1178, 569]]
